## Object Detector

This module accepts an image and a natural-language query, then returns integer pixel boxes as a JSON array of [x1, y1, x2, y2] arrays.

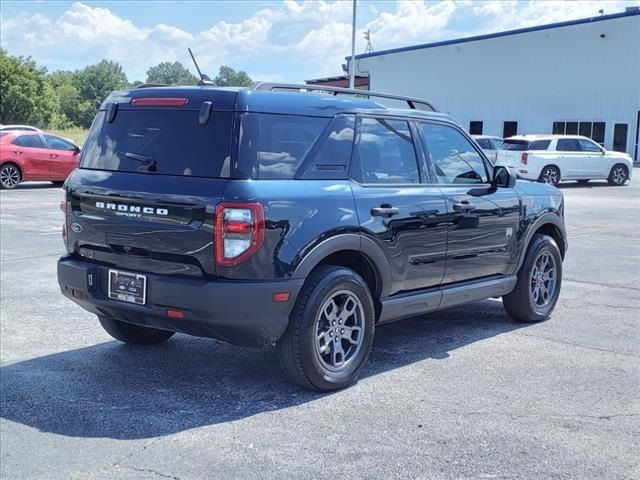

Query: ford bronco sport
[[58, 83, 567, 391]]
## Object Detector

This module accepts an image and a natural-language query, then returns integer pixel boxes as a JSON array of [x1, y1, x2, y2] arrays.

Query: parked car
[[58, 83, 567, 391], [496, 135, 633, 186], [472, 135, 503, 162], [0, 131, 81, 189], [0, 125, 42, 133]]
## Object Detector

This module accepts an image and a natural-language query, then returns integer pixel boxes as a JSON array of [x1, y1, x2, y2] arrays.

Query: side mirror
[[493, 165, 516, 188]]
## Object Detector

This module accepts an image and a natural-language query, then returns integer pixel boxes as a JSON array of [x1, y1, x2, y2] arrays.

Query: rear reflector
[[72, 289, 84, 299], [131, 98, 188, 107], [272, 292, 291, 303], [167, 309, 184, 319]]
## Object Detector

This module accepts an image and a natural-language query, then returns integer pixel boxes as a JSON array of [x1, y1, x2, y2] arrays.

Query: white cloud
[[1, 0, 639, 82]]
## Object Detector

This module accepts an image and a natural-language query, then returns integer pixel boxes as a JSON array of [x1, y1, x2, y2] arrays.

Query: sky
[[1, 0, 639, 83]]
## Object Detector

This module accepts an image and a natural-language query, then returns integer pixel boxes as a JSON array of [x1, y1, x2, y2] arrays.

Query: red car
[[0, 130, 81, 189]]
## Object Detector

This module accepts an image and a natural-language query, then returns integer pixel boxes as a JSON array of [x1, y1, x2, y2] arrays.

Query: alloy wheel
[[314, 290, 365, 372], [0, 165, 20, 188], [542, 168, 559, 186], [530, 251, 557, 307], [612, 166, 627, 185]]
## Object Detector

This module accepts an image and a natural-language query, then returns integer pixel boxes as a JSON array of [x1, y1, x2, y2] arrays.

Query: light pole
[[349, 0, 356, 89]]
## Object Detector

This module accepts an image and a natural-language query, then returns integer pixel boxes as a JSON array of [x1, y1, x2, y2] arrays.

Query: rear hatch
[[496, 138, 552, 168], [64, 88, 237, 278]]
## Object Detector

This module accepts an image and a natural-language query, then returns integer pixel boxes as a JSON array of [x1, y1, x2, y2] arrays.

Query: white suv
[[496, 135, 633, 186]]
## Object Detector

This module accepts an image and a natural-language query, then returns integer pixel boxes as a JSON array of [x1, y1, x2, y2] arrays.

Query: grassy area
[[48, 127, 89, 146]]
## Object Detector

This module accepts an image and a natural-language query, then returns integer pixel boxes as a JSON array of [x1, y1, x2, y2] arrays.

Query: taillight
[[521, 153, 529, 164], [215, 203, 265, 267]]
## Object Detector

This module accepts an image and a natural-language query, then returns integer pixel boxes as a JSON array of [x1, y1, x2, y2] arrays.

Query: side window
[[237, 113, 329, 179], [45, 135, 76, 151], [491, 139, 504, 150], [529, 140, 551, 150], [300, 115, 355, 180], [578, 139, 602, 153], [476, 139, 491, 149], [351, 117, 419, 184], [556, 139, 580, 152], [419, 123, 489, 184], [14, 135, 45, 149]]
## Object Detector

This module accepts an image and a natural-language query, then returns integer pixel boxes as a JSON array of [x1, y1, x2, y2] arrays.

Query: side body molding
[[293, 234, 393, 298]]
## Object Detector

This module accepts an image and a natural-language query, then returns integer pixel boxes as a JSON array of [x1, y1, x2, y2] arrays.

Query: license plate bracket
[[108, 269, 147, 305]]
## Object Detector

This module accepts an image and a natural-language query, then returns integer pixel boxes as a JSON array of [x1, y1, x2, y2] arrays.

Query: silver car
[[472, 135, 503, 162]]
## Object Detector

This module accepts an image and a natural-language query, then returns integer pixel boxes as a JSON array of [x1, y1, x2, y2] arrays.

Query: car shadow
[[0, 299, 525, 440], [557, 181, 615, 189], [4, 182, 61, 190]]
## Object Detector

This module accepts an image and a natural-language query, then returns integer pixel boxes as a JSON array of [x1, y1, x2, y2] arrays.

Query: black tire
[[0, 163, 22, 189], [503, 234, 562, 323], [608, 164, 629, 186], [576, 179, 590, 185], [538, 165, 560, 186], [98, 316, 174, 345], [277, 265, 375, 391]]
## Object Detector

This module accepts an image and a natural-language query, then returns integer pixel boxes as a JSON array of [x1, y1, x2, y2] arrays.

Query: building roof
[[348, 9, 640, 61]]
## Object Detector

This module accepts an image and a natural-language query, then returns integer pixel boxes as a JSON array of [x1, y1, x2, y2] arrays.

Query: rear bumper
[[57, 256, 304, 347]]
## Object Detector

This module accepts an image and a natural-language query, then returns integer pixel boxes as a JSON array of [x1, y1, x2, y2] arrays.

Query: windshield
[[81, 109, 232, 178]]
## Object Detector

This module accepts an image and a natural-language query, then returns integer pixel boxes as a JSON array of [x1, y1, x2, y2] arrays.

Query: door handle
[[453, 201, 476, 212], [13, 151, 23, 155], [371, 205, 400, 217], [50, 154, 58, 158]]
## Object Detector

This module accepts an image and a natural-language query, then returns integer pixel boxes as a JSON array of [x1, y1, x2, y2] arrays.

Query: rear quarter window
[[528, 140, 551, 150], [237, 113, 329, 179]]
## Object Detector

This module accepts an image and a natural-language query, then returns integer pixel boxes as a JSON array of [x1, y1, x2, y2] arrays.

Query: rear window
[[81, 109, 232, 178], [237, 113, 329, 179], [501, 140, 528, 151], [502, 139, 550, 151]]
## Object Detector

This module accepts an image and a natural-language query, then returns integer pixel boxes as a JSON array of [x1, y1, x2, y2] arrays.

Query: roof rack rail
[[251, 82, 438, 112]]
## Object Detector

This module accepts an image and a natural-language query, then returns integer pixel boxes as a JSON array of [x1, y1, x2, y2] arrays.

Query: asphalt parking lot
[[1, 175, 639, 480]]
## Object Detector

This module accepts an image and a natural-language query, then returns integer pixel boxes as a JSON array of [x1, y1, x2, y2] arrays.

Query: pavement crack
[[120, 466, 181, 480], [513, 331, 639, 358], [89, 437, 164, 480], [455, 411, 639, 420]]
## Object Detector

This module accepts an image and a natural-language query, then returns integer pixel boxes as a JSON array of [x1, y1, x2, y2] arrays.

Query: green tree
[[0, 49, 60, 127], [213, 65, 253, 87], [71, 60, 128, 127], [146, 61, 198, 85]]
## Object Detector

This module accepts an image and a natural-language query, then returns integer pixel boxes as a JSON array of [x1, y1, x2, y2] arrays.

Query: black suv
[[58, 83, 567, 391]]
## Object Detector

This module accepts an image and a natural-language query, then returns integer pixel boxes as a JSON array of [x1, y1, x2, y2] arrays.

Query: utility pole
[[349, 0, 356, 89]]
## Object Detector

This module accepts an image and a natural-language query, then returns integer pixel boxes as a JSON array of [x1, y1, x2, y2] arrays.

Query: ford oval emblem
[[70, 223, 83, 233]]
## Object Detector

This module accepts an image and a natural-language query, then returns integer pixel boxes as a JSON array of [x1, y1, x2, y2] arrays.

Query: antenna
[[364, 30, 373, 54], [188, 48, 214, 85]]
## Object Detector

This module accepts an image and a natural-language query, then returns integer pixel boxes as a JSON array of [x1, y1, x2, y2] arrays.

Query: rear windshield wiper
[[120, 152, 157, 172]]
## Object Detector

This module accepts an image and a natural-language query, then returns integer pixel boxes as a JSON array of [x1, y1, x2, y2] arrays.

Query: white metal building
[[347, 9, 640, 162]]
